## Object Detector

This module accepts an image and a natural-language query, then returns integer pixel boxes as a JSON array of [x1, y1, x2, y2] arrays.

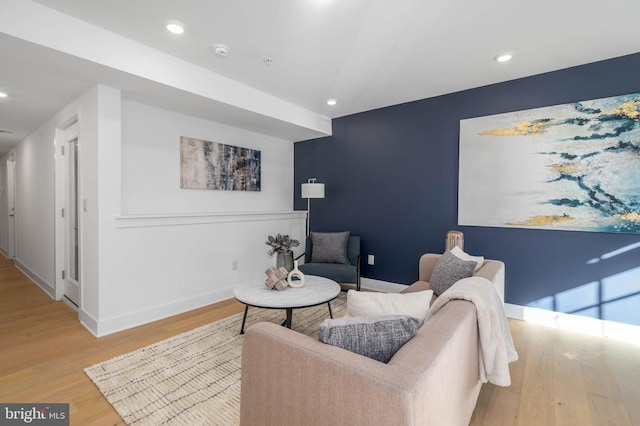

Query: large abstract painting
[[180, 136, 261, 191], [459, 93, 640, 233]]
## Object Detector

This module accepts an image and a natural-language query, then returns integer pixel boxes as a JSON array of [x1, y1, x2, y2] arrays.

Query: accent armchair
[[297, 233, 361, 291]]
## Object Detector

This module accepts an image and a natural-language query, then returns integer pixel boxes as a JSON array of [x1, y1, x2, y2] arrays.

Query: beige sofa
[[240, 254, 505, 426]]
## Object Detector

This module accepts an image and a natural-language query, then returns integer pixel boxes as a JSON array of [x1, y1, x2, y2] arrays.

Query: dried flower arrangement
[[265, 233, 300, 257]]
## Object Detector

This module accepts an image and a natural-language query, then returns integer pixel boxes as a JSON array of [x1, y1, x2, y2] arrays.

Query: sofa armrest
[[402, 280, 431, 294], [240, 322, 415, 426], [474, 259, 505, 302], [417, 253, 441, 282]]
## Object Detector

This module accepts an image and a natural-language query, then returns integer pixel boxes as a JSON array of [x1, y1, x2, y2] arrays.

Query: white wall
[[91, 99, 305, 336], [0, 86, 97, 302], [15, 131, 55, 292], [77, 85, 110, 326], [0, 154, 8, 256], [4, 86, 305, 337], [7, 106, 64, 296], [121, 101, 293, 214]]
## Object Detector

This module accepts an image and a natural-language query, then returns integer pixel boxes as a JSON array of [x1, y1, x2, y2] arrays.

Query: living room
[[1, 0, 639, 424], [2, 0, 639, 338]]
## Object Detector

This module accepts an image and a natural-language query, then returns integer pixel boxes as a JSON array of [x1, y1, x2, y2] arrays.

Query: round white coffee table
[[233, 275, 341, 334]]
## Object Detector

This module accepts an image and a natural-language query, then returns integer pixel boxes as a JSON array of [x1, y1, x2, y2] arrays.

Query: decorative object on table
[[264, 266, 289, 290], [445, 230, 464, 251], [276, 251, 294, 272], [180, 136, 260, 191], [459, 92, 640, 234], [287, 260, 305, 288], [265, 233, 300, 272], [301, 178, 325, 236]]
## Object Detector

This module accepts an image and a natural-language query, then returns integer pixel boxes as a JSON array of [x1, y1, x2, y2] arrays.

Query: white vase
[[287, 261, 305, 288]]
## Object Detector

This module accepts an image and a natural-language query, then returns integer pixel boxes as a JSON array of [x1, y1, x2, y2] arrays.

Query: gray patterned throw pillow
[[430, 250, 477, 296], [310, 231, 350, 264], [318, 315, 418, 363]]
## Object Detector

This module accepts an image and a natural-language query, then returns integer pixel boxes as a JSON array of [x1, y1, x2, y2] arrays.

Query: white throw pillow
[[450, 246, 484, 272], [347, 290, 432, 326]]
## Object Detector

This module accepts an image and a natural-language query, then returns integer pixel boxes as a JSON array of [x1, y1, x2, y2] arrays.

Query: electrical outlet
[[232, 260, 238, 271], [367, 254, 375, 265]]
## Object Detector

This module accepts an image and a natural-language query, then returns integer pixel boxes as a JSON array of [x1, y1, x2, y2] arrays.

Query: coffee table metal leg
[[284, 307, 293, 328], [327, 302, 333, 318], [240, 305, 249, 334]]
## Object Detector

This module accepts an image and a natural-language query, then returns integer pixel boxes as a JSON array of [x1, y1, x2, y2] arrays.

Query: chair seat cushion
[[299, 263, 357, 284]]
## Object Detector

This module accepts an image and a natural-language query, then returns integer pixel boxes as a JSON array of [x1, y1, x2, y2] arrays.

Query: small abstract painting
[[459, 93, 640, 233], [180, 136, 261, 191]]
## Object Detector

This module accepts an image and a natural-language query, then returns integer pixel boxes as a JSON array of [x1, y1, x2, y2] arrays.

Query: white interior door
[[63, 123, 80, 307], [6, 156, 15, 259]]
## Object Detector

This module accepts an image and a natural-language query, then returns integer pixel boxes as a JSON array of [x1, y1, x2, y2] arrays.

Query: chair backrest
[[304, 235, 360, 266]]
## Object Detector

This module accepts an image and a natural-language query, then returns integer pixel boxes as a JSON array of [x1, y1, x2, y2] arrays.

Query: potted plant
[[265, 233, 300, 272]]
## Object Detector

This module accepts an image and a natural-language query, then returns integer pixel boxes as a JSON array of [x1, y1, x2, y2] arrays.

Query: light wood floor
[[1, 256, 638, 426]]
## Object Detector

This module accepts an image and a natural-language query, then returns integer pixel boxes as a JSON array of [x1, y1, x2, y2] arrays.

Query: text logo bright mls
[[1, 404, 69, 425]]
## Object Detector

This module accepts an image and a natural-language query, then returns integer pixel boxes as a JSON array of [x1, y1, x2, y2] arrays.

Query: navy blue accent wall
[[294, 53, 640, 325]]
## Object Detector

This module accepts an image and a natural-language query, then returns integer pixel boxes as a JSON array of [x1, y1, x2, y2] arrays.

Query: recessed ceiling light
[[326, 99, 337, 106], [166, 23, 184, 34], [0, 92, 8, 98], [494, 53, 513, 63], [212, 44, 230, 57]]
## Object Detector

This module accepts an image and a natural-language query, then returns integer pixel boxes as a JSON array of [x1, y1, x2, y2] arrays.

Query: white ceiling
[[1, 0, 640, 152]]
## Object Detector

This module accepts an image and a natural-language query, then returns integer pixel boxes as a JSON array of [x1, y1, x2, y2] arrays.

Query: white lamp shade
[[301, 182, 325, 198]]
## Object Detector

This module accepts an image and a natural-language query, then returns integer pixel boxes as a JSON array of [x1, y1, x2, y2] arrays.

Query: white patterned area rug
[[85, 292, 346, 425]]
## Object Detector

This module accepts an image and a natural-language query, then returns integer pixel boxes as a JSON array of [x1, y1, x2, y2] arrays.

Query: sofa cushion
[[347, 289, 432, 326], [310, 231, 350, 264], [318, 315, 418, 363], [450, 246, 484, 272], [430, 250, 476, 296]]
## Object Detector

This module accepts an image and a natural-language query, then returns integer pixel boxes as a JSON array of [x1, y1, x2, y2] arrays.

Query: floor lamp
[[301, 178, 325, 236]]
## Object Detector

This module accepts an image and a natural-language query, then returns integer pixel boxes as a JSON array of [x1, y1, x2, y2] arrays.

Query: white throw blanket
[[426, 276, 518, 387]]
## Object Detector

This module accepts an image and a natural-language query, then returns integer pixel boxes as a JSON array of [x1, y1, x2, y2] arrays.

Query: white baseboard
[[360, 277, 406, 293], [90, 286, 236, 338], [82, 273, 640, 345], [363, 277, 640, 345], [505, 303, 640, 345], [14, 259, 55, 299], [80, 309, 99, 337]]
